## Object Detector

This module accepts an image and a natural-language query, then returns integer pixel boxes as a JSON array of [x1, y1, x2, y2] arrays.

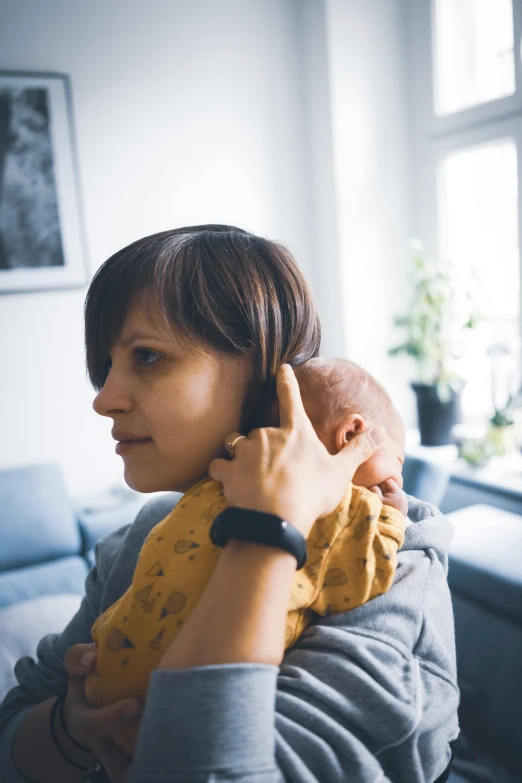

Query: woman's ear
[[334, 414, 366, 454]]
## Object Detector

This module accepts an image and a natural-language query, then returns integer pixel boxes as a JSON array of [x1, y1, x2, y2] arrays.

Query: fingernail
[[80, 651, 96, 668], [369, 427, 386, 445], [123, 702, 141, 718]]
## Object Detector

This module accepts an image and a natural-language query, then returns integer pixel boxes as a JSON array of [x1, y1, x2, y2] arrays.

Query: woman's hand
[[62, 643, 143, 783], [209, 364, 383, 537]]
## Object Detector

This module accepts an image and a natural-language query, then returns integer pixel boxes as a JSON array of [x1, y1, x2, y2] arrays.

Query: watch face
[[210, 514, 226, 546]]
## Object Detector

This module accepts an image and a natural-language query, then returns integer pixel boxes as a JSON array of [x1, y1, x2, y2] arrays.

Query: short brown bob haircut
[[84, 224, 321, 433]]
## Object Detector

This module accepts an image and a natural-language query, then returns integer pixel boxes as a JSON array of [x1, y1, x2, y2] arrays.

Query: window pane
[[434, 0, 515, 115], [438, 139, 520, 416]]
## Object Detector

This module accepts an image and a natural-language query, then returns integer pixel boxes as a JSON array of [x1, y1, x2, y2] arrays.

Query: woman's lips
[[115, 439, 152, 455]]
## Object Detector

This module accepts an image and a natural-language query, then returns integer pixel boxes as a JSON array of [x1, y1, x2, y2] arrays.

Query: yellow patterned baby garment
[[84, 476, 405, 757]]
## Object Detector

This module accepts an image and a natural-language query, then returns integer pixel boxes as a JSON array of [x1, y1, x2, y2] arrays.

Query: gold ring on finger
[[225, 435, 246, 459]]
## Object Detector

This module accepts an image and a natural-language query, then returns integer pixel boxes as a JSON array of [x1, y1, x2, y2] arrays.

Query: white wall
[[0, 0, 318, 497], [324, 0, 415, 423], [295, 0, 346, 359]]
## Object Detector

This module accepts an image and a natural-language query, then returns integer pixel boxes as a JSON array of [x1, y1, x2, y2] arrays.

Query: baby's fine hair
[[294, 358, 404, 443]]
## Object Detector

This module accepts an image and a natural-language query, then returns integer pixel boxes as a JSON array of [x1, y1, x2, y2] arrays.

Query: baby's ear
[[335, 414, 366, 455], [342, 414, 366, 440]]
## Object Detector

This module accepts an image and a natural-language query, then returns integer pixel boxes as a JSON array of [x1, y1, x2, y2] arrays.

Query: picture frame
[[0, 70, 88, 294]]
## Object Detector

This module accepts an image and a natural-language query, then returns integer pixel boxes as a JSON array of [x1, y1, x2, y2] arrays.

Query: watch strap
[[210, 506, 307, 570]]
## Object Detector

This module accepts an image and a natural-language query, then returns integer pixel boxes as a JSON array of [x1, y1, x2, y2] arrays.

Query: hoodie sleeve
[[129, 623, 456, 783], [129, 507, 459, 783]]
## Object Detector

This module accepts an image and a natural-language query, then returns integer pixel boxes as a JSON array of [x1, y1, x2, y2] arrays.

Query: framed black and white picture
[[0, 71, 87, 294]]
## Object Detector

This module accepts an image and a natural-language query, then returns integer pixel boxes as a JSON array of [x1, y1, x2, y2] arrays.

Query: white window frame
[[407, 0, 522, 348]]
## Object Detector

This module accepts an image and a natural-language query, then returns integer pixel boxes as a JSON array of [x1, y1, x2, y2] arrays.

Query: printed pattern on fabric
[[84, 477, 405, 757]]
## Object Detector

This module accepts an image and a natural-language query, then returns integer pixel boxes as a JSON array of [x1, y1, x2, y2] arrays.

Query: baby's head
[[296, 358, 405, 489], [264, 358, 404, 490]]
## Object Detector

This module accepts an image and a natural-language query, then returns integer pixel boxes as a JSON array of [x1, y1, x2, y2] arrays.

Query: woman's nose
[[92, 372, 132, 417]]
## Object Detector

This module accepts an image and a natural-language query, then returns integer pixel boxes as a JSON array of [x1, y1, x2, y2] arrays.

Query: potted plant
[[487, 398, 517, 456], [389, 241, 480, 446]]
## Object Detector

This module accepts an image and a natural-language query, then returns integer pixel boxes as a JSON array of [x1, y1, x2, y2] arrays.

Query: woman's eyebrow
[[117, 333, 169, 348]]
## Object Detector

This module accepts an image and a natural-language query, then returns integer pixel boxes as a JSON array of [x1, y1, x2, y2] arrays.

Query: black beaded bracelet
[[50, 694, 102, 774], [57, 691, 93, 754], [49, 694, 91, 771]]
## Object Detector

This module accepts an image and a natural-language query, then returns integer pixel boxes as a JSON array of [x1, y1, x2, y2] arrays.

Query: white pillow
[[0, 593, 83, 702]]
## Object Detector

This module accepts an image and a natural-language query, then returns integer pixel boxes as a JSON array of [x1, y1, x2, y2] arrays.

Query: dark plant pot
[[411, 382, 462, 446]]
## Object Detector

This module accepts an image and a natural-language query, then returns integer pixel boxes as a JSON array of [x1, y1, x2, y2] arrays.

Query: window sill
[[406, 429, 522, 501]]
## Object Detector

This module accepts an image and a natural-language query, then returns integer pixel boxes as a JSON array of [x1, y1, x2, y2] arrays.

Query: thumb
[[336, 427, 385, 472]]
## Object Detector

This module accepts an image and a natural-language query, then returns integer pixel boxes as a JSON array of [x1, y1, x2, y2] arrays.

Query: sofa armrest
[[76, 496, 147, 555], [0, 593, 83, 702]]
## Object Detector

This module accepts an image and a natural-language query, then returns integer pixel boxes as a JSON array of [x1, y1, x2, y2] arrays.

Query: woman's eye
[[134, 348, 161, 367]]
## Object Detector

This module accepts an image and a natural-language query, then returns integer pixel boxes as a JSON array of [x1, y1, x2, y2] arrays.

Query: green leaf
[[388, 343, 413, 357], [388, 241, 480, 382]]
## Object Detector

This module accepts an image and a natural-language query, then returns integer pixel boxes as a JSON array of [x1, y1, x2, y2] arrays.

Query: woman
[[0, 225, 459, 782]]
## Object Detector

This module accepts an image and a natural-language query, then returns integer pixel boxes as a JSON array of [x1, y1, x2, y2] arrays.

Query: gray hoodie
[[0, 493, 460, 783]]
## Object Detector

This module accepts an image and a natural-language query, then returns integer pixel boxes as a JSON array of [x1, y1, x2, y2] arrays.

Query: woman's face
[[92, 297, 254, 493]]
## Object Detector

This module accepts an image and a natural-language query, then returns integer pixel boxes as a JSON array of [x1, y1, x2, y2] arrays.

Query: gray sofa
[[445, 503, 522, 783], [0, 462, 146, 701]]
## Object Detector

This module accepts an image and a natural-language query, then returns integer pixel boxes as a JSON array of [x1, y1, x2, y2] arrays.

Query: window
[[434, 0, 515, 114], [409, 0, 522, 419]]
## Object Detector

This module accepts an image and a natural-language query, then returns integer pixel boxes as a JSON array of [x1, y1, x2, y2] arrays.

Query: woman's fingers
[[207, 366, 388, 536], [67, 669, 142, 740], [65, 643, 142, 753], [223, 431, 248, 458], [63, 643, 140, 783], [210, 431, 250, 481], [208, 457, 229, 484], [65, 643, 97, 677], [81, 696, 143, 741], [336, 427, 383, 474], [275, 364, 309, 431]]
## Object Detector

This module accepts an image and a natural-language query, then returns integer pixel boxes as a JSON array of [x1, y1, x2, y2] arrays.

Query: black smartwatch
[[210, 507, 307, 570]]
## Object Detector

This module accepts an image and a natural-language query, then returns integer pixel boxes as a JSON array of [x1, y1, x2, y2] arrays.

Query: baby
[[84, 358, 407, 757], [291, 358, 406, 508]]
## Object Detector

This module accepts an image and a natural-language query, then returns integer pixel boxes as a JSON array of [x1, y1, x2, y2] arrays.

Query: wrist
[[224, 536, 298, 566], [59, 694, 95, 761], [48, 694, 101, 775], [211, 506, 308, 569]]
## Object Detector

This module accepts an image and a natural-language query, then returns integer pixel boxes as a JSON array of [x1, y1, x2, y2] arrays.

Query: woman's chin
[[122, 467, 167, 494], [122, 466, 193, 494]]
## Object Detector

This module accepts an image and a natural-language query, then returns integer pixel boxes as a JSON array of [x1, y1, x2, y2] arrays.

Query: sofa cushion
[[448, 504, 522, 625], [451, 593, 522, 774], [447, 505, 522, 776], [0, 556, 88, 609], [0, 593, 83, 702], [77, 496, 146, 554], [0, 463, 81, 571], [402, 455, 450, 507]]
